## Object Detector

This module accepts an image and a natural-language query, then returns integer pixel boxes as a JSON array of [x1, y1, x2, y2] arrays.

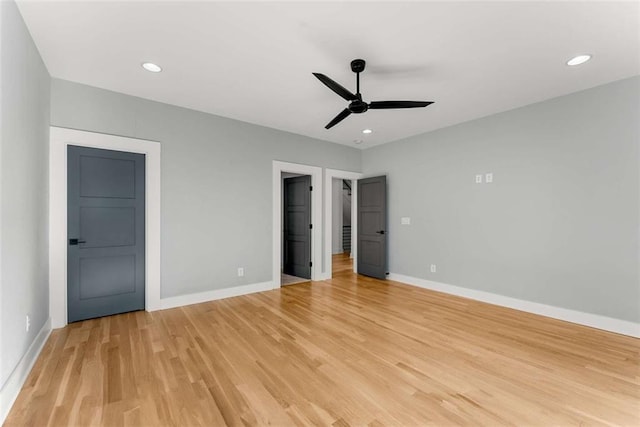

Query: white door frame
[[324, 168, 363, 279], [49, 127, 161, 328], [272, 161, 322, 285]]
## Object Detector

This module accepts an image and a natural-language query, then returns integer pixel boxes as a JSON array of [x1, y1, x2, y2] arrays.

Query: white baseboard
[[158, 281, 276, 310], [388, 273, 640, 338], [0, 317, 52, 424]]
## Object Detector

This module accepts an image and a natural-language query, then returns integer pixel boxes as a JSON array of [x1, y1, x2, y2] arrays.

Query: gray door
[[67, 146, 145, 322], [358, 176, 387, 279], [283, 176, 312, 279]]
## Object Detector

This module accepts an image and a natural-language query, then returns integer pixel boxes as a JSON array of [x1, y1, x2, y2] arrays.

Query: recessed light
[[362, 129, 372, 134], [142, 62, 162, 73], [567, 54, 592, 66], [353, 139, 363, 145]]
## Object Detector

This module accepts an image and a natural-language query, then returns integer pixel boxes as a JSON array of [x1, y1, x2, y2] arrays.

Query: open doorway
[[324, 168, 363, 279], [281, 172, 312, 286], [332, 178, 354, 275]]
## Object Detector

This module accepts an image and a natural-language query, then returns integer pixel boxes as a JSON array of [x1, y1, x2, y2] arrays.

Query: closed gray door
[[67, 146, 145, 322], [283, 176, 312, 279], [358, 176, 387, 279]]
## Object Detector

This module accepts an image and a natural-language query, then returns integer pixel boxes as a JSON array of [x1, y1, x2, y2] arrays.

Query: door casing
[[272, 161, 322, 285], [49, 127, 161, 328]]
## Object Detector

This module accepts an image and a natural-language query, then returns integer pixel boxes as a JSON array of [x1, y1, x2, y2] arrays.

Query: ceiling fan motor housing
[[348, 100, 368, 114], [350, 59, 366, 73]]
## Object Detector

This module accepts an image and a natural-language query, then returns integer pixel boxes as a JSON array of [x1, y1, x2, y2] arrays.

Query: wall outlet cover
[[401, 217, 411, 225], [237, 267, 244, 277]]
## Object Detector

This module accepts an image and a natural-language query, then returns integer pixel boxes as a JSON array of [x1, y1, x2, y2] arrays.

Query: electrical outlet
[[485, 173, 493, 183], [475, 175, 483, 184], [430, 264, 436, 273], [401, 217, 411, 225], [237, 267, 244, 277], [26, 315, 30, 332]]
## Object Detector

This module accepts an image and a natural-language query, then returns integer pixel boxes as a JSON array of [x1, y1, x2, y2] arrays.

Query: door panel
[[79, 156, 136, 198], [80, 207, 136, 247], [286, 211, 307, 235], [361, 211, 382, 234], [283, 176, 311, 279], [68, 146, 145, 322], [79, 255, 136, 299], [357, 176, 387, 279], [362, 240, 382, 266]]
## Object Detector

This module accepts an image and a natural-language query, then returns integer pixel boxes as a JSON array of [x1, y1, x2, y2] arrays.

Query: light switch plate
[[485, 173, 493, 183], [475, 175, 483, 184], [401, 217, 411, 225]]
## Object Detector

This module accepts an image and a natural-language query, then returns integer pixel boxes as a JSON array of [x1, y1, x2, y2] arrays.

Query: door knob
[[69, 238, 86, 245], [375, 230, 385, 235]]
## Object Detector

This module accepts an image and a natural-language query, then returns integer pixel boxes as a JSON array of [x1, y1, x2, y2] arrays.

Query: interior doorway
[[331, 178, 354, 275], [272, 161, 322, 287], [49, 127, 161, 328], [323, 168, 363, 279]]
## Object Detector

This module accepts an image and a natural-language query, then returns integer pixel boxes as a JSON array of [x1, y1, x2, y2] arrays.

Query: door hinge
[[309, 224, 313, 229], [309, 262, 313, 267], [310, 186, 313, 191]]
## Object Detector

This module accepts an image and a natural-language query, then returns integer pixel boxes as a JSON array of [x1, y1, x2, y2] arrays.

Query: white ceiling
[[17, 1, 640, 149]]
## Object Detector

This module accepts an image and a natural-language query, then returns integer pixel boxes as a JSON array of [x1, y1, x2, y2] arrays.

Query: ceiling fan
[[313, 59, 434, 130]]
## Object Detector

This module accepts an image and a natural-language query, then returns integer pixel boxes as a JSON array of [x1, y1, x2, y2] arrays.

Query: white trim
[[160, 281, 276, 310], [323, 168, 363, 280], [0, 318, 51, 424], [388, 273, 640, 338], [49, 127, 162, 328], [272, 161, 323, 286]]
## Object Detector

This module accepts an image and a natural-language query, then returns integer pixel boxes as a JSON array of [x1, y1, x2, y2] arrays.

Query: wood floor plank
[[4, 253, 639, 426]]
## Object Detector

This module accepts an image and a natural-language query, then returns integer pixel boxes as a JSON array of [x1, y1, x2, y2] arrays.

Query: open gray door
[[357, 176, 387, 279], [283, 175, 312, 279], [67, 146, 145, 322]]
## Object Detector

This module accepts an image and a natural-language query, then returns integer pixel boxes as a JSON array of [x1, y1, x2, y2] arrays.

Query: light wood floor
[[5, 256, 639, 426], [332, 252, 353, 275], [280, 273, 309, 286]]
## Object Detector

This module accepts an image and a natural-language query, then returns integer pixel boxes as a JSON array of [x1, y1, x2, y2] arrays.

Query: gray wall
[[363, 76, 640, 323], [0, 0, 50, 388], [50, 79, 361, 298]]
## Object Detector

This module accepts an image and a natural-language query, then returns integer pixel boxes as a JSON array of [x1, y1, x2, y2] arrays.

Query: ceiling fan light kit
[[313, 59, 434, 129]]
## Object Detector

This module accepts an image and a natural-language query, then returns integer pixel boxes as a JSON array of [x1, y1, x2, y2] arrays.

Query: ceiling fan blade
[[325, 108, 352, 129], [313, 73, 358, 101], [369, 101, 434, 109]]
